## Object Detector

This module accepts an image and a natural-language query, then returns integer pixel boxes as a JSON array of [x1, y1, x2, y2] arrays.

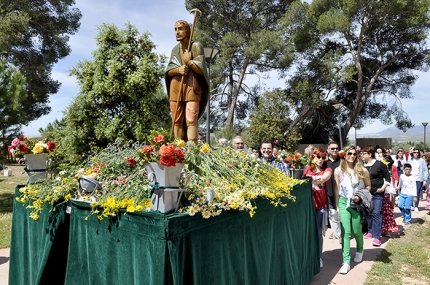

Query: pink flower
[[11, 138, 20, 147]]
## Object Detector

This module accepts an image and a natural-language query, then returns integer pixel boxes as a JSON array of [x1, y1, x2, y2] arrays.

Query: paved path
[[0, 200, 428, 285], [308, 198, 429, 285]]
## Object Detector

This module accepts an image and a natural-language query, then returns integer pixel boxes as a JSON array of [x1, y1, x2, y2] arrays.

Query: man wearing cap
[[251, 146, 261, 158], [272, 139, 283, 159]]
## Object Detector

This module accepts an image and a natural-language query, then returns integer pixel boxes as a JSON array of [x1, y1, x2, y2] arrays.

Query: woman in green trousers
[[334, 145, 371, 274]]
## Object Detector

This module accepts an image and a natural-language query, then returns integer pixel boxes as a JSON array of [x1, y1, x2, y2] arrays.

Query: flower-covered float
[[16, 131, 304, 220]]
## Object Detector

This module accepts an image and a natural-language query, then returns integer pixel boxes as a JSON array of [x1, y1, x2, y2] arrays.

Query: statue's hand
[[178, 65, 188, 75], [182, 51, 192, 64]]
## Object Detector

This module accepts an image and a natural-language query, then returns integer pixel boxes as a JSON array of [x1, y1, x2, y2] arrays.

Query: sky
[[21, 0, 430, 139]]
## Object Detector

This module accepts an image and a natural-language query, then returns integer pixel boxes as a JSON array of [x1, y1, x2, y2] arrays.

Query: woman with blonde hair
[[334, 145, 371, 274]]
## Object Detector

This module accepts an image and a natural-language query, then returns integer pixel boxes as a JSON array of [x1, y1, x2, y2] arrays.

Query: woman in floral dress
[[382, 162, 400, 236], [381, 175, 399, 236]]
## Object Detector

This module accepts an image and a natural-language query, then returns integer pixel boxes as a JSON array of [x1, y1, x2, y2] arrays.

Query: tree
[[58, 23, 169, 164], [185, 0, 296, 129], [0, 0, 81, 125], [281, 0, 430, 143], [0, 60, 26, 160], [247, 89, 301, 149]]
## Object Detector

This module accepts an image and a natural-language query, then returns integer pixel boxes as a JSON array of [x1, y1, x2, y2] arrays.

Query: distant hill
[[350, 125, 427, 143]]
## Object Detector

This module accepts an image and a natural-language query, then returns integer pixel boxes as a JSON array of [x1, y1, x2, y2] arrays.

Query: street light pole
[[423, 122, 428, 151], [204, 47, 219, 145], [353, 123, 358, 146], [332, 103, 344, 149]]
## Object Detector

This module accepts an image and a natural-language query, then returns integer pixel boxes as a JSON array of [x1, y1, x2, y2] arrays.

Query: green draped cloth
[[9, 186, 70, 285], [65, 181, 319, 285]]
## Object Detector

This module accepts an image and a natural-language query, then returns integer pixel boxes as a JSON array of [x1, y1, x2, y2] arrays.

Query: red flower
[[141, 146, 153, 153], [294, 153, 299, 161], [160, 155, 175, 166], [126, 157, 137, 166], [47, 142, 56, 151], [153, 134, 165, 143], [159, 144, 176, 156], [18, 144, 29, 153], [175, 149, 184, 162], [339, 151, 345, 158], [228, 163, 233, 168]]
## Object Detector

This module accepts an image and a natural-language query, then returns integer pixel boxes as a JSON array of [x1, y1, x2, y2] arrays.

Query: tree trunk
[[225, 57, 250, 128]]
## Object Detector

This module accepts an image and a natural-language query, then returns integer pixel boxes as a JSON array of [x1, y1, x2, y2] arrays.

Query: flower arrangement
[[179, 147, 303, 219], [16, 135, 304, 221], [17, 140, 152, 220], [8, 135, 56, 158], [138, 133, 185, 166], [275, 150, 310, 169]]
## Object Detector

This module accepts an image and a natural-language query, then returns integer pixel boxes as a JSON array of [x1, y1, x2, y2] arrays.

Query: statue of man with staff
[[165, 17, 209, 142]]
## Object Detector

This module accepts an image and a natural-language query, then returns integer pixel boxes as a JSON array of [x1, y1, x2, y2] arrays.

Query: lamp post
[[203, 47, 219, 144], [353, 123, 359, 146], [423, 122, 428, 151], [332, 103, 346, 149]]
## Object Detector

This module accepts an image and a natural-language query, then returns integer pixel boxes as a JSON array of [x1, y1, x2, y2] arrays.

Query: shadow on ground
[[0, 192, 14, 214], [0, 256, 9, 265]]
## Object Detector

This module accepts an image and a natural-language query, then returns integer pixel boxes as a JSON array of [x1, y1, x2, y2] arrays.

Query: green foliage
[[0, 0, 81, 124], [46, 23, 170, 166], [279, 0, 430, 144], [247, 89, 301, 149], [185, 0, 296, 128], [0, 60, 26, 162]]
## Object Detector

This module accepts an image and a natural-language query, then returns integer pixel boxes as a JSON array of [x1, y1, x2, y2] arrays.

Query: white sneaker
[[414, 207, 419, 213], [340, 263, 350, 274], [320, 258, 323, 268], [353, 250, 364, 263]]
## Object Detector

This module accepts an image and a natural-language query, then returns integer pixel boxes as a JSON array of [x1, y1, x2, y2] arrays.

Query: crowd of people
[[200, 135, 430, 275]]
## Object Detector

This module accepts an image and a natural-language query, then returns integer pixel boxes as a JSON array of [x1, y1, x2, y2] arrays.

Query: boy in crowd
[[397, 163, 417, 224]]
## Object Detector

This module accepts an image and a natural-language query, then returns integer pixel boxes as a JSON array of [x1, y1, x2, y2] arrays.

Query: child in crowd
[[397, 163, 417, 224]]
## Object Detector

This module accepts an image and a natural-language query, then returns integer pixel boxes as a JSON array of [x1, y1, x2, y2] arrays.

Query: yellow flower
[[29, 212, 40, 220], [176, 140, 186, 148], [32, 143, 46, 154], [126, 205, 136, 213], [201, 143, 210, 153]]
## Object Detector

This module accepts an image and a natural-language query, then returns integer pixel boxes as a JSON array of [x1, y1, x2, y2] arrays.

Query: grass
[[0, 164, 28, 248], [365, 215, 430, 285]]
